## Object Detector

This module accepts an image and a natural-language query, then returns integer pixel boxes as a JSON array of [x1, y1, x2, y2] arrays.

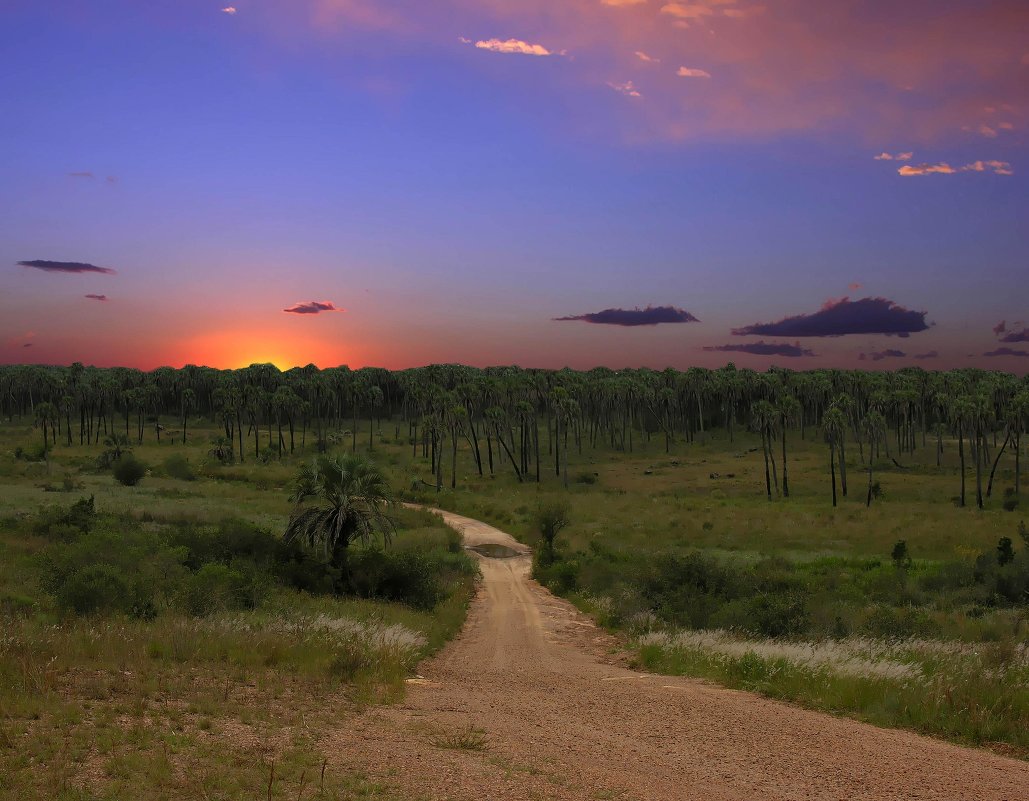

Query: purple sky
[[1, 0, 1027, 371]]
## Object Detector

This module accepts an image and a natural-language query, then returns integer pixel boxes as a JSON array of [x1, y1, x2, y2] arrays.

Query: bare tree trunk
[[830, 444, 838, 508], [986, 429, 1010, 499]]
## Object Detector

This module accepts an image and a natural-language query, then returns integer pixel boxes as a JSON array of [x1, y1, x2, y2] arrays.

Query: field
[[1, 392, 1027, 801]]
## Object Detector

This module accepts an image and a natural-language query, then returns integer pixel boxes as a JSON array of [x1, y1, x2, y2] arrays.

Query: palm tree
[[752, 400, 777, 500], [777, 394, 801, 497], [950, 396, 974, 507], [284, 453, 396, 572], [822, 407, 847, 507], [862, 409, 886, 507]]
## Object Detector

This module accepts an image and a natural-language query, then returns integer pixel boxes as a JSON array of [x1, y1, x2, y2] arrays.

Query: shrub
[[113, 456, 147, 486], [346, 548, 447, 610], [177, 563, 256, 617], [534, 504, 569, 566], [33, 495, 96, 540], [574, 472, 598, 485], [163, 454, 196, 481]]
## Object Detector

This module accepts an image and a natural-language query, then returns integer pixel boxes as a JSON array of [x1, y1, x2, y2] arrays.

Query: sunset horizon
[[2, 1, 1026, 373]]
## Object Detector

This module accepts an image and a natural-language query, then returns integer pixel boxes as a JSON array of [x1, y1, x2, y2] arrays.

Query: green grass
[[0, 421, 474, 799], [1, 413, 1027, 769]]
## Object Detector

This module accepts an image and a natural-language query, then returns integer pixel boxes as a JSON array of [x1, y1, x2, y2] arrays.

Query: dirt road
[[332, 509, 1028, 800]]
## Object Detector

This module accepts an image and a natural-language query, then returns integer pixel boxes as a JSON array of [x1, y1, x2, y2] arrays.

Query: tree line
[[3, 361, 1027, 506]]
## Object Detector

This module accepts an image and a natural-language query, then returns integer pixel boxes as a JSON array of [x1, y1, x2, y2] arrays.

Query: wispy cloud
[[602, 0, 648, 5], [18, 260, 117, 275], [473, 38, 561, 56], [221, 6, 237, 14], [84, 294, 108, 302], [859, 349, 906, 362], [914, 351, 939, 359], [873, 152, 912, 161], [283, 300, 345, 315], [898, 159, 1013, 176], [984, 347, 1029, 358], [608, 80, 642, 98], [703, 341, 815, 357], [635, 51, 660, 63], [555, 305, 699, 326], [1000, 327, 1029, 343], [677, 66, 711, 78], [732, 297, 929, 338], [848, 282, 863, 290]]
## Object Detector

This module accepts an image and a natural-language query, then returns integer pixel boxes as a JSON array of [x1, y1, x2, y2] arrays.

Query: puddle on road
[[466, 543, 523, 559]]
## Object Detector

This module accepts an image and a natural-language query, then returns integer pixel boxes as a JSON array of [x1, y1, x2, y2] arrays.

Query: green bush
[[33, 495, 97, 540], [113, 456, 147, 486], [346, 548, 447, 610], [163, 454, 196, 481]]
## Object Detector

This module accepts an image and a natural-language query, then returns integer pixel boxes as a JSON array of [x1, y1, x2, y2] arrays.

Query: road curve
[[330, 508, 1029, 800]]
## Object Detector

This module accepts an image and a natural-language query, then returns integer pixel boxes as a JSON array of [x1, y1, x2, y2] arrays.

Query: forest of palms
[[5, 361, 1027, 508]]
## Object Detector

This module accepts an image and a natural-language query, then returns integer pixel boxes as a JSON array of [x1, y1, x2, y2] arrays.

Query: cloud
[[661, 3, 716, 21], [473, 38, 560, 56], [635, 51, 659, 63], [283, 300, 345, 315], [608, 80, 642, 97], [221, 6, 237, 14], [914, 351, 939, 359], [18, 260, 116, 275], [873, 152, 913, 161], [848, 282, 863, 290], [554, 305, 699, 326], [993, 320, 1007, 336], [84, 294, 108, 302], [859, 349, 906, 362], [732, 297, 929, 338], [898, 159, 1013, 176], [703, 341, 815, 357], [984, 347, 1029, 358], [23, 343, 33, 348], [677, 66, 712, 78], [68, 171, 95, 179], [1000, 328, 1029, 343], [602, 0, 648, 5]]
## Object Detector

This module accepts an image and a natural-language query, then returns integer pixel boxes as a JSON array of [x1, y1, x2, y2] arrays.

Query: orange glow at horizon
[[170, 328, 363, 371]]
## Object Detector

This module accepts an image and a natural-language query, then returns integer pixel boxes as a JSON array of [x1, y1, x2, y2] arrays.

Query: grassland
[[1, 408, 1027, 791]]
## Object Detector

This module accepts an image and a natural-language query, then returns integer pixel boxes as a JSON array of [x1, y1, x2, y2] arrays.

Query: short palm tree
[[284, 453, 396, 569]]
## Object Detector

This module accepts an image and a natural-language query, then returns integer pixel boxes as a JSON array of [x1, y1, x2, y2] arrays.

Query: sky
[[1, 0, 1027, 372]]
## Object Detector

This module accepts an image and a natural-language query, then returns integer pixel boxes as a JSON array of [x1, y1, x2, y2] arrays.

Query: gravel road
[[330, 509, 1028, 800]]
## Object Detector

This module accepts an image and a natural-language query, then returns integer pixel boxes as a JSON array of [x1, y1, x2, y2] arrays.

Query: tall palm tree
[[862, 409, 886, 507], [752, 400, 777, 500], [776, 394, 801, 497], [284, 453, 396, 571], [822, 407, 847, 507]]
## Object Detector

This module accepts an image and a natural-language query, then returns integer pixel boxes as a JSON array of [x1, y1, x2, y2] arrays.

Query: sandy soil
[[328, 509, 1029, 800]]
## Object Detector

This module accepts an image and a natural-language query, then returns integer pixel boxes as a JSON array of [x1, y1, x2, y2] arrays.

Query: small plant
[[163, 454, 196, 481], [432, 725, 489, 752], [891, 540, 911, 570], [996, 536, 1015, 566], [534, 504, 569, 566], [113, 455, 147, 486], [574, 471, 598, 485]]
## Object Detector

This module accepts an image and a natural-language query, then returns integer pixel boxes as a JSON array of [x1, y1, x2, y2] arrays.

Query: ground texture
[[328, 510, 1028, 801]]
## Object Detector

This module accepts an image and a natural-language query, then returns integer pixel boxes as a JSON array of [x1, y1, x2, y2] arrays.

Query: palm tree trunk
[[838, 437, 848, 497], [830, 444, 838, 508], [762, 431, 772, 500], [781, 426, 790, 498], [958, 425, 966, 506], [986, 430, 1010, 499], [975, 426, 984, 509]]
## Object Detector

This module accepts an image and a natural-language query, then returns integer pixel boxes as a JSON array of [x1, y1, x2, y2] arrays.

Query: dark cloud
[[283, 300, 345, 315], [554, 305, 699, 326], [84, 294, 108, 301], [18, 260, 117, 275], [68, 171, 95, 179], [983, 347, 1029, 358], [732, 297, 929, 338], [22, 343, 32, 348], [1000, 329, 1029, 343], [703, 341, 815, 358], [993, 320, 1007, 336], [859, 349, 906, 362], [914, 351, 939, 359]]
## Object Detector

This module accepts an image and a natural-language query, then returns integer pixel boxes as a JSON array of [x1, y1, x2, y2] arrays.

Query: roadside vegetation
[[2, 360, 1027, 763]]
